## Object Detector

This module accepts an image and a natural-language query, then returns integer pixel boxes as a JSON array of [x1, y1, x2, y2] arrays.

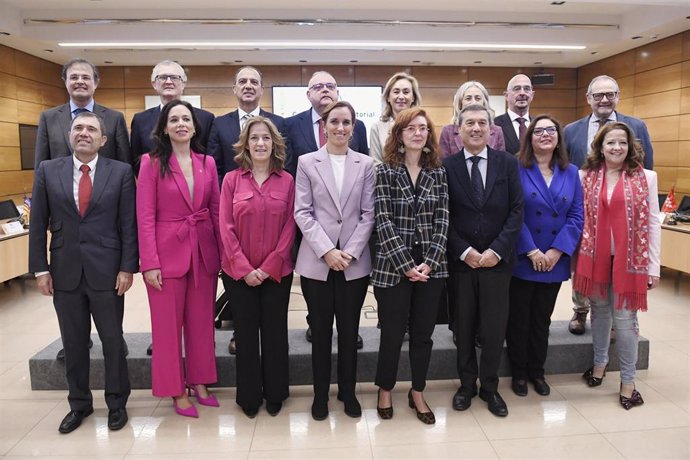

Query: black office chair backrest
[[677, 195, 690, 214], [0, 200, 20, 220]]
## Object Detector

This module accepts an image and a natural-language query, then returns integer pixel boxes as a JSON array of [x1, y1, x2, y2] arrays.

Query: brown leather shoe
[[568, 312, 587, 335], [228, 335, 236, 355]]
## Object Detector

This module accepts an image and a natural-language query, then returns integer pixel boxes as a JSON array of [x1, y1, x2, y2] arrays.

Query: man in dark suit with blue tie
[[130, 60, 215, 175], [563, 74, 654, 335], [208, 66, 285, 355], [29, 112, 138, 434], [207, 66, 285, 182], [493, 74, 534, 155], [284, 71, 368, 176], [443, 104, 524, 417]]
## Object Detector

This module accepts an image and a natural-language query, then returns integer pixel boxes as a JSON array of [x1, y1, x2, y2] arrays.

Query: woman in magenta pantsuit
[[137, 100, 222, 418]]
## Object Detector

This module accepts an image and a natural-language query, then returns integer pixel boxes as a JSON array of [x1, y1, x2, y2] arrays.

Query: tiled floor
[[0, 269, 688, 459]]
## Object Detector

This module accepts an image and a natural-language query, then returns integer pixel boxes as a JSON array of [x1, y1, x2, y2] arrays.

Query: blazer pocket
[[50, 221, 62, 233], [49, 236, 63, 250], [101, 236, 121, 250]]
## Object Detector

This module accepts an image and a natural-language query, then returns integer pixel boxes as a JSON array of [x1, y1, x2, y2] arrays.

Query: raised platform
[[29, 321, 649, 390]]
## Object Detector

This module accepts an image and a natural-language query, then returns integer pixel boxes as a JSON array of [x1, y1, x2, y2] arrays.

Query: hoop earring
[[398, 145, 405, 154], [422, 147, 431, 154]]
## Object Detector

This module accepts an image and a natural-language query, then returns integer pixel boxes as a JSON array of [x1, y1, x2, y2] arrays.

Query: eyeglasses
[[533, 126, 557, 136], [510, 85, 533, 93], [590, 92, 618, 102], [403, 125, 429, 134], [309, 83, 337, 92], [155, 74, 184, 83]]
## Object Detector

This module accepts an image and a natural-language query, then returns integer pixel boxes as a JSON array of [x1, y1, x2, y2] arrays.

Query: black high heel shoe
[[376, 388, 393, 420], [619, 388, 644, 410], [582, 365, 608, 387], [408, 389, 435, 425]]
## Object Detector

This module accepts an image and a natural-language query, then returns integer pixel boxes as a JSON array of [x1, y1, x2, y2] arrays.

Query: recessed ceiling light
[[632, 35, 642, 40], [551, 1, 566, 4], [104, 60, 113, 64], [0, 32, 10, 36], [590, 51, 599, 55], [534, 61, 543, 65], [349, 60, 358, 63], [234, 60, 243, 63], [43, 49, 54, 53], [299, 59, 307, 63], [412, 60, 421, 63], [473, 60, 482, 64]]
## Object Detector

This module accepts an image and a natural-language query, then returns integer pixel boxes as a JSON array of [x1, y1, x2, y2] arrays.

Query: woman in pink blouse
[[219, 116, 296, 418]]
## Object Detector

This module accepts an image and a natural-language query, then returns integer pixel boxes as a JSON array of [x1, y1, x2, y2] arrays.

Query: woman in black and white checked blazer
[[372, 107, 449, 424]]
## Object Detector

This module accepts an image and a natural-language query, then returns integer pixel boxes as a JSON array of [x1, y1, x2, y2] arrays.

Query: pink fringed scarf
[[573, 165, 650, 311]]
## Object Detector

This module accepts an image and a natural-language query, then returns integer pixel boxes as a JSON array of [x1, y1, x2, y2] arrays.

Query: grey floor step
[[29, 321, 648, 390]]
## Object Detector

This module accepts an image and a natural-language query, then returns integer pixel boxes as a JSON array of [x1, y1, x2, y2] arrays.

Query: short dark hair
[[62, 58, 100, 84], [517, 114, 569, 170], [458, 104, 492, 125], [70, 111, 105, 134]]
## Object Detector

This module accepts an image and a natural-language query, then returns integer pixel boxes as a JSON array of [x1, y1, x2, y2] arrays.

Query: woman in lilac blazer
[[294, 101, 376, 421], [137, 100, 222, 418], [439, 81, 506, 158]]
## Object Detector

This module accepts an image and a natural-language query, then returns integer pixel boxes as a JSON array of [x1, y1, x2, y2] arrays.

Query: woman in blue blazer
[[506, 115, 583, 397]]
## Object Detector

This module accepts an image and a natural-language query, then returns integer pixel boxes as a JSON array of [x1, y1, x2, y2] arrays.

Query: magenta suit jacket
[[439, 123, 506, 159], [137, 152, 222, 278], [294, 147, 375, 281]]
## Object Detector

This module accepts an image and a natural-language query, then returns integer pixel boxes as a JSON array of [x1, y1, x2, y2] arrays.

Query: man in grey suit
[[493, 74, 534, 155], [29, 112, 138, 434], [34, 58, 131, 168], [564, 75, 654, 335]]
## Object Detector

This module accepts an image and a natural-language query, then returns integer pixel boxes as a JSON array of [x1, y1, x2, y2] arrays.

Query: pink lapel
[[191, 152, 206, 211], [169, 154, 194, 211]]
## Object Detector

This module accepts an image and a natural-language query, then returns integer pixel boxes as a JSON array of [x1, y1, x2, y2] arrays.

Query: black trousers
[[374, 277, 444, 392], [506, 277, 562, 381], [448, 269, 510, 393], [300, 271, 369, 400], [53, 273, 130, 412], [225, 273, 293, 410]]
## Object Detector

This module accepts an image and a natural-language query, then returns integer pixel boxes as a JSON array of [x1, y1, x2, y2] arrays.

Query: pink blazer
[[294, 148, 375, 281], [137, 152, 222, 279]]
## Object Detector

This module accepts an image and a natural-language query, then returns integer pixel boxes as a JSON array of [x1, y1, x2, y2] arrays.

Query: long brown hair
[[583, 121, 644, 172], [382, 107, 441, 169], [232, 116, 286, 172], [517, 114, 569, 170]]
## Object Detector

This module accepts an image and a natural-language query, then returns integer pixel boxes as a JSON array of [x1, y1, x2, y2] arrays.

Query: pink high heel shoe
[[188, 385, 220, 407], [173, 398, 199, 418]]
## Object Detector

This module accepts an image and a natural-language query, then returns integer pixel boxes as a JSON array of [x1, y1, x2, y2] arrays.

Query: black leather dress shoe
[[479, 390, 508, 417], [266, 401, 282, 416], [343, 397, 362, 418], [356, 334, 363, 350], [511, 379, 528, 397], [57, 338, 94, 361], [311, 398, 328, 421], [107, 408, 128, 430], [58, 408, 94, 434], [305, 327, 312, 343], [147, 343, 153, 356], [242, 406, 259, 418], [228, 336, 237, 355], [531, 378, 551, 396], [452, 386, 477, 411]]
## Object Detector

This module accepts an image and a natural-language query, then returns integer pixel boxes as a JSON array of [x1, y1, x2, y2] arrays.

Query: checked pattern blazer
[[371, 163, 449, 288]]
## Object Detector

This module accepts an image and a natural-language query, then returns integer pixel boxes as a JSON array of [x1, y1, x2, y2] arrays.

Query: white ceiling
[[0, 0, 688, 68]]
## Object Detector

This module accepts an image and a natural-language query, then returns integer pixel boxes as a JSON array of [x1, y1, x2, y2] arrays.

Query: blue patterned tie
[[72, 107, 89, 118], [469, 156, 484, 202]]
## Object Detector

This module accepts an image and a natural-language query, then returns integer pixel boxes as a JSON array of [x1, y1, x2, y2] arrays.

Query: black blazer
[[29, 156, 139, 291], [284, 108, 369, 176], [443, 147, 524, 273], [35, 103, 132, 168], [207, 109, 285, 182], [130, 105, 214, 175], [493, 113, 527, 155]]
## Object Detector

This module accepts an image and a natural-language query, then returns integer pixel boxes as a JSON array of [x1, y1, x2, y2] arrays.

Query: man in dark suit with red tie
[[34, 58, 131, 167], [130, 60, 215, 175], [493, 74, 534, 155], [29, 112, 138, 434], [443, 104, 523, 418]]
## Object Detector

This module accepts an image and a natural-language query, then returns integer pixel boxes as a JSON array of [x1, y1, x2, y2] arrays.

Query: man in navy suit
[[493, 74, 534, 155], [29, 112, 138, 433], [208, 66, 285, 355], [444, 104, 523, 417], [284, 70, 368, 176], [563, 75, 654, 335], [130, 60, 215, 175], [207, 66, 285, 183]]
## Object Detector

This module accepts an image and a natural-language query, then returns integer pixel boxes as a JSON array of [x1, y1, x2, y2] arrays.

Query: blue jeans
[[590, 285, 640, 384]]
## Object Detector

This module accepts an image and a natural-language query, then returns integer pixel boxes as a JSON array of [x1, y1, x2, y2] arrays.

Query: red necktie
[[318, 119, 327, 148], [517, 117, 527, 142], [78, 164, 92, 217]]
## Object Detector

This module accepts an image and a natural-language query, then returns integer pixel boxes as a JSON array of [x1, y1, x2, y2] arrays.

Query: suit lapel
[[58, 157, 80, 216], [482, 148, 498, 207], [169, 154, 194, 211], [339, 151, 361, 211], [314, 149, 342, 216], [86, 156, 113, 217], [394, 167, 415, 208], [191, 153, 205, 211], [415, 169, 434, 214], [57, 104, 73, 150], [300, 111, 318, 152], [549, 166, 566, 207], [450, 151, 482, 209], [228, 111, 240, 140]]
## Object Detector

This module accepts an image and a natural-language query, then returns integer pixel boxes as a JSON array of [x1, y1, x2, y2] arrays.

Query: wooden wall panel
[[413, 66, 468, 87], [0, 97, 18, 123], [0, 147, 21, 171], [634, 64, 682, 96], [17, 100, 45, 125], [0, 121, 19, 146], [0, 73, 17, 99], [633, 90, 681, 119], [531, 89, 576, 109], [679, 114, 690, 141], [98, 66, 125, 89], [655, 166, 677, 193], [678, 142, 690, 166], [683, 61, 690, 88], [95, 89, 126, 110], [261, 66, 302, 86], [0, 46, 16, 75], [653, 142, 679, 167], [681, 87, 690, 114], [0, 171, 33, 197], [354, 66, 412, 85], [578, 50, 636, 88], [635, 35, 683, 74], [676, 168, 690, 194], [15, 79, 44, 105], [14, 52, 43, 83], [645, 116, 680, 142]]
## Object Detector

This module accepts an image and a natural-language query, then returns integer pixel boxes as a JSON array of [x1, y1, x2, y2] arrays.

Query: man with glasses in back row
[[564, 74, 654, 335]]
